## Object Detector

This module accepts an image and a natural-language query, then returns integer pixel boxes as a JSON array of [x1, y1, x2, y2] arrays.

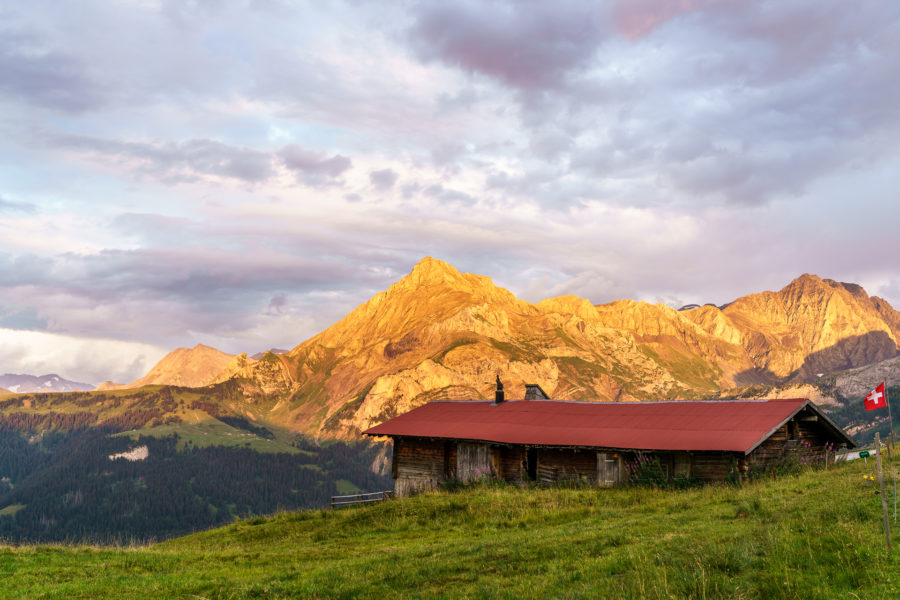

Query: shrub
[[625, 453, 667, 487]]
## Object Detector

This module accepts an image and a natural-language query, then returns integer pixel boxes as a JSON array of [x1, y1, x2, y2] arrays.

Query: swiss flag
[[864, 382, 887, 411]]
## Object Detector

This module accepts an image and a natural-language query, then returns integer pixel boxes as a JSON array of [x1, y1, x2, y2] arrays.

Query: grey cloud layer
[[0, 242, 387, 348], [40, 133, 353, 186], [405, 0, 900, 206], [0, 26, 108, 112]]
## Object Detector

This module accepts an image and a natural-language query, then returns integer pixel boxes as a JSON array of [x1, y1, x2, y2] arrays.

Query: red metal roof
[[363, 398, 831, 454]]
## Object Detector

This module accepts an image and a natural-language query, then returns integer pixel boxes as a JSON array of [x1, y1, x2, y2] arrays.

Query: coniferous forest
[[0, 428, 390, 544]]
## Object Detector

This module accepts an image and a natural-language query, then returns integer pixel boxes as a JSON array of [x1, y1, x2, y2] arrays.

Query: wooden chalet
[[363, 382, 856, 497]]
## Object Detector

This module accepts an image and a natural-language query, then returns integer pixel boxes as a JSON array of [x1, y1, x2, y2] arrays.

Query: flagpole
[[887, 384, 895, 462], [876, 433, 892, 550]]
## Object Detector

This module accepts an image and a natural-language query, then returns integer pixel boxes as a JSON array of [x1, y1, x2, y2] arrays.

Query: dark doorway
[[527, 447, 538, 481], [443, 441, 453, 479]]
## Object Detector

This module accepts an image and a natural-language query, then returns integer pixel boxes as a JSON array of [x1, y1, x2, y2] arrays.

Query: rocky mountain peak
[[391, 257, 513, 302], [300, 257, 521, 352], [113, 344, 237, 389], [405, 256, 466, 284]]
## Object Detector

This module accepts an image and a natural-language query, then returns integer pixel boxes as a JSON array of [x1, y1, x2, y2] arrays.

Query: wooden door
[[457, 442, 492, 482], [597, 452, 620, 487]]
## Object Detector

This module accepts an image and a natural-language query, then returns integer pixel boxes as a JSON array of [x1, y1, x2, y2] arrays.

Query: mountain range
[[61, 257, 899, 440], [0, 373, 95, 394], [5, 257, 900, 543]]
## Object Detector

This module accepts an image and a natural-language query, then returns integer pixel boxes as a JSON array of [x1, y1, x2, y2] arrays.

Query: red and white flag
[[864, 382, 887, 411]]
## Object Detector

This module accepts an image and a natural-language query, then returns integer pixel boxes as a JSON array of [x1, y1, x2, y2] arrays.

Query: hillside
[[0, 382, 390, 543], [2, 459, 897, 599], [98, 344, 240, 390], [206, 258, 900, 438]]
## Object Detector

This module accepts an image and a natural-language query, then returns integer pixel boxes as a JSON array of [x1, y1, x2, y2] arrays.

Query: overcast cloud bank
[[1, 0, 899, 383]]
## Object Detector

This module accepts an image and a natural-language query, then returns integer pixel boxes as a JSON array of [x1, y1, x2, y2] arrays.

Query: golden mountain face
[[129, 258, 900, 439], [103, 344, 240, 390]]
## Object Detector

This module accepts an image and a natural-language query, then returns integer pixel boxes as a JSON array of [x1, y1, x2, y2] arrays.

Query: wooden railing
[[330, 490, 393, 509]]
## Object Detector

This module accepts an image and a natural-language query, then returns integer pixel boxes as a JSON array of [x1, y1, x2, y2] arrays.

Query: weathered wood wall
[[537, 448, 598, 484], [393, 438, 450, 497], [690, 451, 738, 481], [620, 450, 730, 482], [457, 442, 493, 483], [747, 412, 842, 470], [796, 418, 837, 452], [497, 446, 526, 483]]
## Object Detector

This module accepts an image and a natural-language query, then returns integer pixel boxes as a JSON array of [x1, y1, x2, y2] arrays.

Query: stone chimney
[[494, 375, 505, 404], [524, 384, 549, 400]]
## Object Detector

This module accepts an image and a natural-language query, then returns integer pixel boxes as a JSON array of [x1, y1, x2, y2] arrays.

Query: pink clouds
[[614, 0, 724, 39]]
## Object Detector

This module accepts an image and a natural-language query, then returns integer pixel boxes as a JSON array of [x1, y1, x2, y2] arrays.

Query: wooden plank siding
[[457, 442, 492, 482], [393, 438, 451, 497], [537, 448, 598, 484], [690, 451, 739, 481], [497, 446, 526, 484], [747, 414, 844, 470], [618, 450, 736, 482]]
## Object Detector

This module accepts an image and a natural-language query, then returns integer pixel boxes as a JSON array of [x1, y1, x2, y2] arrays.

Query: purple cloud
[[369, 168, 398, 190], [0, 28, 109, 112], [0, 244, 388, 347], [408, 1, 609, 90], [279, 145, 352, 181]]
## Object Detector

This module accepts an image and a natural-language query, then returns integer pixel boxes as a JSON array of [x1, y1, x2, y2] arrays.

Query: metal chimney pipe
[[494, 375, 505, 404]]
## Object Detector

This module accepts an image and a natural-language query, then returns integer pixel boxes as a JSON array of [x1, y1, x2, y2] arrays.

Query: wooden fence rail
[[330, 490, 394, 509]]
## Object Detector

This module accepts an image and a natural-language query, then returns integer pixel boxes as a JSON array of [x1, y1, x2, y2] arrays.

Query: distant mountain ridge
[[81, 258, 900, 440], [0, 373, 95, 393], [251, 349, 289, 360], [97, 344, 239, 390]]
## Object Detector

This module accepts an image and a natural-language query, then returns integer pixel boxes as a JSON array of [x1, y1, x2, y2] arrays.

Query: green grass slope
[[3, 458, 899, 599]]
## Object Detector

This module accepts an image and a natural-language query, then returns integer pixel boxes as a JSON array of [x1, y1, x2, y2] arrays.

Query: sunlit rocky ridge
[[110, 257, 900, 440]]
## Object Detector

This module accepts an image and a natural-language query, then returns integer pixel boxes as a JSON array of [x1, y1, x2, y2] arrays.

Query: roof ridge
[[426, 397, 807, 405]]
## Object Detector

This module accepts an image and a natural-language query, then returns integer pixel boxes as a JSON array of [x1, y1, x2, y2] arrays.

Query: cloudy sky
[[1, 0, 899, 385]]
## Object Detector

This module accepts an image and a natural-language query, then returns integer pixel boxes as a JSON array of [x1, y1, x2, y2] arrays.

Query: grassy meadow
[[3, 455, 900, 599], [113, 418, 305, 454]]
